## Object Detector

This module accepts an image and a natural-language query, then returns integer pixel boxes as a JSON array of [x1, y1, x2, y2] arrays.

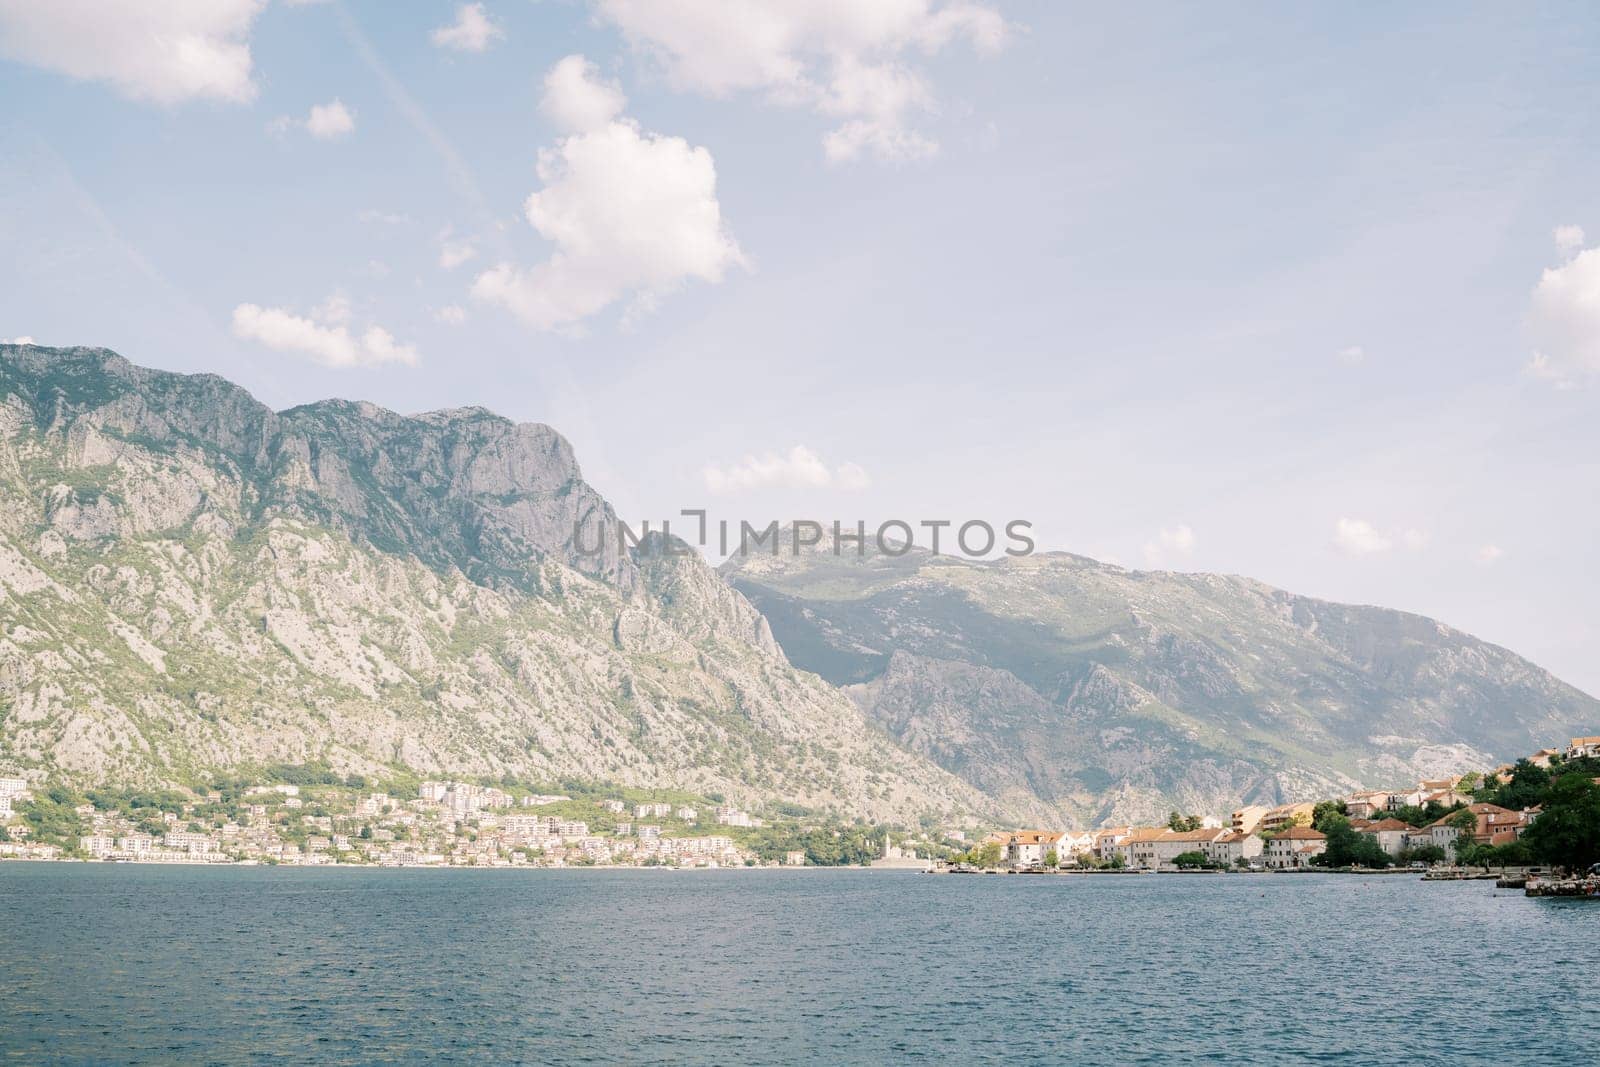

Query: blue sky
[[3, 2, 1600, 694]]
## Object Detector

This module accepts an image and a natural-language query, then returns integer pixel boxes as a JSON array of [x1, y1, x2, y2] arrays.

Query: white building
[[1263, 827, 1326, 869], [164, 831, 215, 853], [1209, 831, 1264, 866], [80, 834, 115, 858], [1568, 736, 1600, 759], [715, 806, 757, 828], [1127, 828, 1230, 869], [1356, 818, 1413, 857]]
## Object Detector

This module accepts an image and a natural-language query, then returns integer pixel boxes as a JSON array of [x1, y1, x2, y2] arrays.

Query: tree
[[1523, 774, 1600, 871], [962, 841, 1003, 869], [1479, 759, 1551, 811], [1313, 814, 1391, 869], [1167, 811, 1202, 832], [1483, 839, 1533, 869], [1043, 849, 1059, 869], [1312, 800, 1348, 832], [1400, 844, 1446, 866], [1172, 850, 1209, 869]]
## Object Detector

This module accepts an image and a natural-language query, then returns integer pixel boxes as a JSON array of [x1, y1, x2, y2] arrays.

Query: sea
[[1, 865, 1596, 1065]]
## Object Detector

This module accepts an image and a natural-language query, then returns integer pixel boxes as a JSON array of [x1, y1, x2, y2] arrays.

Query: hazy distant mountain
[[722, 531, 1600, 826], [0, 345, 981, 821]]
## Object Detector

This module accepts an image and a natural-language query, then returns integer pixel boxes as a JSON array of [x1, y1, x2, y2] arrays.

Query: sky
[[2, 2, 1599, 694]]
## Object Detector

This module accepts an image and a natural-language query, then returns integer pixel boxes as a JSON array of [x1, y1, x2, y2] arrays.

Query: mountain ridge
[[0, 344, 983, 821], [721, 529, 1597, 825]]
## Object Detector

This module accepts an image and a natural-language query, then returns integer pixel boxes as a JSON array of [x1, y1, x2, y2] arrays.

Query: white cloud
[[1476, 544, 1504, 565], [358, 209, 412, 225], [0, 0, 264, 104], [472, 54, 744, 331], [232, 300, 417, 368], [1333, 520, 1432, 557], [1334, 517, 1392, 556], [2, 336, 36, 345], [541, 54, 627, 133], [1142, 524, 1195, 566], [431, 3, 502, 52], [1555, 224, 1585, 256], [702, 445, 869, 494], [306, 99, 355, 140], [270, 99, 356, 141], [1337, 345, 1365, 365], [593, 0, 1008, 162], [438, 229, 477, 270], [434, 304, 467, 325], [1527, 237, 1600, 388]]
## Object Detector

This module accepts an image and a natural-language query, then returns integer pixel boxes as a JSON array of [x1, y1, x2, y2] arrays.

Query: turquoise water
[[1, 866, 1595, 1064]]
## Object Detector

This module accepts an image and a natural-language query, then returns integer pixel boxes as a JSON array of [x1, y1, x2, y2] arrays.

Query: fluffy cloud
[[272, 99, 356, 140], [1476, 544, 1505, 565], [431, 3, 502, 52], [0, 0, 264, 104], [232, 300, 417, 368], [1527, 227, 1600, 388], [593, 0, 1008, 162], [472, 54, 744, 331], [1142, 524, 1195, 566], [2, 336, 36, 345], [702, 445, 870, 494], [305, 99, 355, 140], [434, 304, 467, 325], [1334, 517, 1392, 556], [541, 54, 626, 133], [1337, 345, 1365, 365]]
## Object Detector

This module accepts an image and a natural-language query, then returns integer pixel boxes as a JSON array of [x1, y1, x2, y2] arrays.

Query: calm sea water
[[1, 865, 1596, 1065]]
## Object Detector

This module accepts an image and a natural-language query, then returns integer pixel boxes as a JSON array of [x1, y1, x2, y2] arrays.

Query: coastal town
[[1, 734, 1595, 878], [962, 734, 1600, 876], [0, 769, 940, 870]]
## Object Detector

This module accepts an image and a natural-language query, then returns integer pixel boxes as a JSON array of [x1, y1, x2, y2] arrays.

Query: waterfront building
[[1355, 818, 1413, 857], [1263, 827, 1326, 869], [1209, 831, 1264, 866]]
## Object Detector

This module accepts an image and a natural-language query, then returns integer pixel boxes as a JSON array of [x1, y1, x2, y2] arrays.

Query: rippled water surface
[[2, 865, 1596, 1064]]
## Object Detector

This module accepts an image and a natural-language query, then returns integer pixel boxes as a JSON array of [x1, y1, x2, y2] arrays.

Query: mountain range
[[723, 532, 1599, 825], [0, 345, 977, 821], [2, 344, 1594, 827]]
